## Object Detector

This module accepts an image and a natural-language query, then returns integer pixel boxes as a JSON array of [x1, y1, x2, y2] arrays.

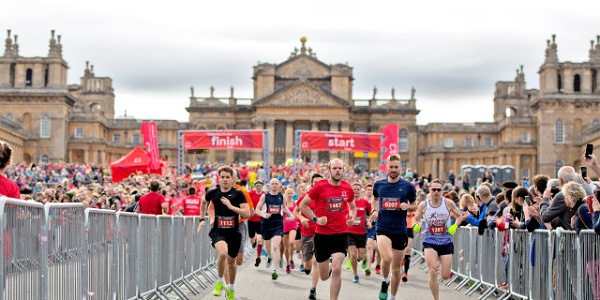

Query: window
[[275, 122, 286, 148], [574, 74, 581, 92], [593, 119, 599, 129], [401, 160, 408, 171], [485, 138, 493, 147], [40, 114, 50, 138], [399, 129, 408, 152], [132, 134, 140, 144], [558, 74, 562, 91], [465, 137, 474, 148], [113, 133, 121, 143], [5, 113, 14, 121], [40, 154, 49, 164], [521, 168, 530, 179], [521, 132, 531, 143], [555, 161, 563, 177], [75, 127, 83, 138], [26, 68, 33, 86], [444, 137, 453, 148], [555, 119, 564, 143]]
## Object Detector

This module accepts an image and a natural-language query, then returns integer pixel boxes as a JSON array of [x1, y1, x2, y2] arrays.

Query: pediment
[[276, 55, 330, 78], [254, 82, 349, 107]]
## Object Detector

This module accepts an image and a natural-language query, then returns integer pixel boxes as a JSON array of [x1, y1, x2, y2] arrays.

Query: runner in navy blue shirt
[[371, 154, 417, 300]]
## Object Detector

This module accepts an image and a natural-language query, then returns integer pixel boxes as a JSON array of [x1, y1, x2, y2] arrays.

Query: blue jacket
[[593, 211, 600, 235], [466, 203, 487, 226]]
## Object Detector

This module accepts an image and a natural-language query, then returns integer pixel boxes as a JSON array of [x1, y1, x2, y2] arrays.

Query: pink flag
[[379, 124, 399, 171], [140, 122, 160, 170]]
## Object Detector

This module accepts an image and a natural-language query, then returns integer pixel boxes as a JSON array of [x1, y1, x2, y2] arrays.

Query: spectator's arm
[[466, 214, 480, 226], [583, 153, 600, 177], [578, 205, 594, 230], [540, 194, 565, 224], [525, 217, 541, 232], [593, 211, 600, 235]]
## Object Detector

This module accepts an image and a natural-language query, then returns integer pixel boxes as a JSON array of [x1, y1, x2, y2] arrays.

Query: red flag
[[140, 122, 160, 170], [379, 124, 399, 171]]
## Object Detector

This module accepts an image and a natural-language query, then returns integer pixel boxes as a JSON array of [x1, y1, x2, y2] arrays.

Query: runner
[[282, 187, 298, 274], [198, 166, 251, 300], [412, 179, 464, 300], [254, 178, 294, 280], [179, 186, 201, 216], [365, 183, 381, 276], [346, 182, 371, 283], [371, 154, 417, 300], [300, 158, 356, 300], [248, 180, 265, 267], [293, 173, 324, 300]]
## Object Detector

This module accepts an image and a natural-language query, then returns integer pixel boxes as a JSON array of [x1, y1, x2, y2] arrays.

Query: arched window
[[5, 113, 14, 121], [558, 74, 562, 91], [555, 119, 564, 143], [399, 129, 408, 152], [25, 68, 33, 86], [555, 161, 563, 177], [44, 68, 49, 87], [40, 114, 50, 138], [574, 74, 581, 92], [41, 154, 49, 164]]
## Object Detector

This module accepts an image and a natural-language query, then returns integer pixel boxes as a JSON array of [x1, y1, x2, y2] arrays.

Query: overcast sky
[[4, 1, 599, 125]]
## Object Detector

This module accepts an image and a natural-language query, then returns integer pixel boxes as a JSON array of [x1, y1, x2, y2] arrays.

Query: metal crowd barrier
[[580, 229, 600, 300], [504, 229, 530, 300], [529, 230, 553, 300], [84, 208, 117, 299]]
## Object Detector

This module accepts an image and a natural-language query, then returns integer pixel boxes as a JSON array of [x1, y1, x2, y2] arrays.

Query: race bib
[[352, 217, 362, 226], [429, 225, 447, 234], [267, 205, 281, 214], [216, 216, 235, 228], [381, 198, 401, 210], [326, 198, 344, 213]]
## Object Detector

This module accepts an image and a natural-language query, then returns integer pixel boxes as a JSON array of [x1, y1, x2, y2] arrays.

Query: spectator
[[464, 186, 498, 234], [138, 180, 167, 215], [447, 170, 455, 186], [540, 166, 577, 229], [563, 181, 593, 233], [0, 140, 20, 199]]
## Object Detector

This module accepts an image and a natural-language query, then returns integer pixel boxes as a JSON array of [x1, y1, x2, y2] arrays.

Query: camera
[[524, 195, 531, 206], [585, 144, 594, 158], [581, 166, 588, 178]]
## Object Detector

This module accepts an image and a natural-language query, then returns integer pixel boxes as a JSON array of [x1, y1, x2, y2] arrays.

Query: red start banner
[[184, 131, 264, 150], [300, 131, 381, 152]]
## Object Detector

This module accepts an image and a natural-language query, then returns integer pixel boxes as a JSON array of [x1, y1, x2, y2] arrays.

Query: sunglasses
[[431, 188, 442, 192]]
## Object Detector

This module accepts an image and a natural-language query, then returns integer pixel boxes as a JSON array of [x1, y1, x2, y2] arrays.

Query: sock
[[304, 268, 311, 275], [389, 295, 396, 300], [383, 276, 390, 284], [404, 256, 411, 273], [218, 277, 225, 284], [228, 284, 234, 291], [257, 245, 263, 257]]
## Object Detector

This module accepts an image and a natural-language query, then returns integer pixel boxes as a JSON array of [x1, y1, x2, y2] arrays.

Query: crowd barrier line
[[411, 224, 600, 300], [0, 197, 220, 300]]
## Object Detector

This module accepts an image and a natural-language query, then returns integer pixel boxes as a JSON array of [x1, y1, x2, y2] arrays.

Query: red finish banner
[[183, 131, 264, 150], [140, 122, 160, 170], [300, 131, 381, 152]]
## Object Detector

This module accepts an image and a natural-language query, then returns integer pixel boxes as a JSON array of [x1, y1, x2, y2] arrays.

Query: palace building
[[2, 30, 600, 179]]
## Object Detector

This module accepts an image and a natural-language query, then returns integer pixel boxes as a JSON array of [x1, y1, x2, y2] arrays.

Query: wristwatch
[[312, 216, 318, 223]]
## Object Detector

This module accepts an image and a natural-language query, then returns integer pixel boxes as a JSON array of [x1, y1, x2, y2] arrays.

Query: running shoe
[[375, 265, 381, 274], [300, 264, 305, 272], [261, 249, 268, 257], [353, 276, 359, 283], [266, 257, 272, 268], [252, 242, 257, 248], [226, 288, 235, 300], [379, 281, 389, 300], [290, 259, 295, 269], [279, 259, 284, 268], [365, 268, 371, 276], [255, 257, 261, 267], [401, 272, 408, 282], [272, 270, 279, 280], [212, 281, 224, 296], [308, 288, 317, 300], [345, 260, 351, 269], [498, 282, 508, 289], [286, 265, 291, 274], [361, 259, 367, 269]]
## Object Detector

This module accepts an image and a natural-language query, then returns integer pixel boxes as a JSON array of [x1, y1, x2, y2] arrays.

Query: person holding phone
[[592, 190, 600, 235]]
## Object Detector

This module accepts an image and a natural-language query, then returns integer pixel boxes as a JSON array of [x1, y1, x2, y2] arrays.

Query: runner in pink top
[[283, 187, 298, 274]]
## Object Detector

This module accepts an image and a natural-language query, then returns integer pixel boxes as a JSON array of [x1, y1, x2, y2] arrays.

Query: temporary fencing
[[0, 197, 219, 300], [411, 225, 600, 300]]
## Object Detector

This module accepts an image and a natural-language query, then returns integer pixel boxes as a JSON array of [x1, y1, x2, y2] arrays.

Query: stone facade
[[2, 31, 600, 180]]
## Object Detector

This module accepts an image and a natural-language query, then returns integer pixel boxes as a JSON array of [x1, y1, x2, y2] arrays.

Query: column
[[285, 119, 294, 159], [310, 120, 319, 161], [515, 154, 521, 179], [266, 119, 275, 166], [84, 148, 89, 163]]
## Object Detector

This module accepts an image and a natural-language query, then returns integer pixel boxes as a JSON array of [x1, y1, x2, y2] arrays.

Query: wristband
[[312, 216, 318, 223], [448, 223, 458, 235], [413, 223, 421, 233]]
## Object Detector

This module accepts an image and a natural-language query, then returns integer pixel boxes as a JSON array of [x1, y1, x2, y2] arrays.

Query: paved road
[[190, 253, 482, 300]]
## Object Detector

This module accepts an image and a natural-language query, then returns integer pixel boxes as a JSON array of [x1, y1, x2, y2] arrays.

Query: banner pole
[[264, 130, 270, 179], [177, 130, 184, 176]]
